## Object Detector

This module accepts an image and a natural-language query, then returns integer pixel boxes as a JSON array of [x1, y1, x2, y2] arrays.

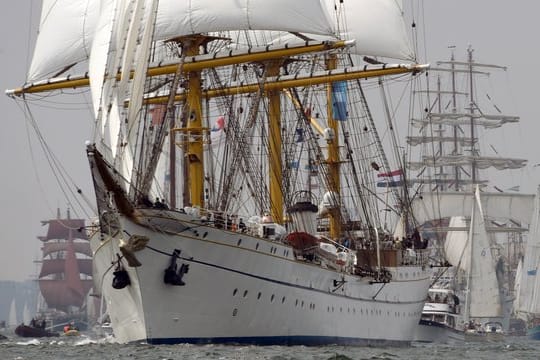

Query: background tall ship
[[408, 47, 534, 342], [8, 0, 433, 345], [36, 208, 93, 332]]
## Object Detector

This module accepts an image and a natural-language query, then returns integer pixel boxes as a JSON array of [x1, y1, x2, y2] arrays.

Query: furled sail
[[407, 136, 474, 147], [408, 155, 527, 171], [411, 191, 534, 226], [411, 113, 519, 129]]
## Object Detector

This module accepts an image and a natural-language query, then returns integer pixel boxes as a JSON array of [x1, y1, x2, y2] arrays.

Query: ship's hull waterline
[[91, 209, 431, 345], [414, 320, 465, 344]]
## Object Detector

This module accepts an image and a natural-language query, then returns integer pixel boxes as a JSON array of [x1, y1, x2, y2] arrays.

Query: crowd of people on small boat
[[29, 318, 47, 330], [63, 322, 79, 333]]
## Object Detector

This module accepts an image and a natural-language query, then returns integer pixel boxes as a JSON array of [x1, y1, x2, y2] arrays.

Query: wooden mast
[[266, 61, 283, 224], [184, 36, 206, 208], [325, 54, 341, 239]]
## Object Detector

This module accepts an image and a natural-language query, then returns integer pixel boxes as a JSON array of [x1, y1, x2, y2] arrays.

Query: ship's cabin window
[[434, 314, 445, 323]]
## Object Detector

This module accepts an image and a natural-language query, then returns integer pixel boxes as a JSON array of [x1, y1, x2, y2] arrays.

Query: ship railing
[[356, 248, 429, 269]]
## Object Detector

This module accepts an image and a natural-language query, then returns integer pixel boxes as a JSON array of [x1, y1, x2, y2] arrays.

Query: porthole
[[237, 239, 242, 246], [243, 290, 248, 298], [271, 294, 275, 302], [233, 288, 238, 296], [256, 243, 259, 250], [257, 292, 262, 299], [232, 308, 238, 316], [281, 296, 286, 303]]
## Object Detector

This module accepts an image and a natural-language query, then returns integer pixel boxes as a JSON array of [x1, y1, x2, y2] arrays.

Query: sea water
[[0, 334, 538, 359]]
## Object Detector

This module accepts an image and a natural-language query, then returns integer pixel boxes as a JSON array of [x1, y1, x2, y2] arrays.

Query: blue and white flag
[[332, 81, 348, 121]]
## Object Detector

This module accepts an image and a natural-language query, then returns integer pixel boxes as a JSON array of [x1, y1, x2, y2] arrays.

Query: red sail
[[37, 209, 93, 313]]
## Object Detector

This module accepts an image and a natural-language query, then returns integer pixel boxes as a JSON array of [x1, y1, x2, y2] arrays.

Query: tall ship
[[36, 209, 93, 332], [408, 47, 534, 342], [8, 1, 432, 345]]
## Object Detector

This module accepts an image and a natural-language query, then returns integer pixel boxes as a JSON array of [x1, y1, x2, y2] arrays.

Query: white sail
[[89, 0, 120, 161], [467, 186, 502, 318], [254, 0, 414, 61], [515, 186, 540, 318], [327, 0, 414, 60], [8, 298, 17, 327], [444, 216, 469, 272], [514, 257, 524, 317], [28, 0, 335, 82], [411, 191, 534, 226], [28, 0, 99, 83], [22, 302, 32, 325]]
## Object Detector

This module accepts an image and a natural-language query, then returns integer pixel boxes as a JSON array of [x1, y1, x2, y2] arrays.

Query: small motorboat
[[15, 324, 59, 338], [63, 329, 80, 336], [63, 323, 80, 336]]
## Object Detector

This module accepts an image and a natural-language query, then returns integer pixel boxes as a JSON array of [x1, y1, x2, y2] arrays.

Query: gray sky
[[1, 1, 539, 281]]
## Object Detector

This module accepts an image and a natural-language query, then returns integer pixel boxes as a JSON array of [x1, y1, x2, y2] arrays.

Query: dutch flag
[[377, 169, 403, 188]]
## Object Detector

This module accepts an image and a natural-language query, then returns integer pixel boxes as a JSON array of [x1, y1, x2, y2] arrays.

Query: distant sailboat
[[22, 302, 32, 326], [8, 299, 17, 329], [462, 186, 504, 340], [514, 185, 540, 339]]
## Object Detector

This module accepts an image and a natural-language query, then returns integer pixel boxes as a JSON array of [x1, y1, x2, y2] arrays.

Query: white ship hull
[[91, 209, 431, 345], [414, 320, 464, 344]]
